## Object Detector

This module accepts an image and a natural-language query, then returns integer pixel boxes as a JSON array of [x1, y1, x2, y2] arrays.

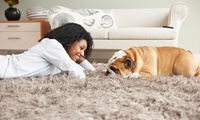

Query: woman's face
[[68, 39, 87, 62]]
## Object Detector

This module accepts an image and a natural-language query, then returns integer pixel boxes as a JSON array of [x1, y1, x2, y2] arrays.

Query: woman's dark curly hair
[[39, 23, 93, 59]]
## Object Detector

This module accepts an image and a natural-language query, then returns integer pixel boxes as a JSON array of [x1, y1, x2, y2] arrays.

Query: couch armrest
[[168, 2, 188, 31]]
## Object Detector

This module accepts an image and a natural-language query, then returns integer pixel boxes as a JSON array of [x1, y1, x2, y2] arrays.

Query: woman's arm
[[39, 39, 87, 79], [78, 57, 95, 71]]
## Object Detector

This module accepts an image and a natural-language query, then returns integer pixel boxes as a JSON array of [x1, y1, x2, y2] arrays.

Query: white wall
[[0, 0, 199, 54]]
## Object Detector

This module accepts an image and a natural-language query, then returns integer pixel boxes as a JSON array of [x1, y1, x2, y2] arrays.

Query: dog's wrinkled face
[[105, 50, 137, 77]]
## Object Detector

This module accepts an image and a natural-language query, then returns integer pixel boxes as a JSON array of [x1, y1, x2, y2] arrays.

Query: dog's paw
[[130, 72, 139, 78], [123, 72, 139, 78]]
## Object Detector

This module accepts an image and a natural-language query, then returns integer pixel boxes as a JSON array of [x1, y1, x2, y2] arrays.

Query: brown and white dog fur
[[105, 46, 200, 78]]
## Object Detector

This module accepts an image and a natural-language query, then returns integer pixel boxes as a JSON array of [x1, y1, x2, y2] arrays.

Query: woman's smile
[[68, 39, 87, 62]]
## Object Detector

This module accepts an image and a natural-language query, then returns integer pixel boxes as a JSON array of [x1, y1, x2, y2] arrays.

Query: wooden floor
[[89, 49, 118, 63]]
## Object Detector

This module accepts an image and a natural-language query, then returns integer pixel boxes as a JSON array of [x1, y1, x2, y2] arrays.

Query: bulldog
[[105, 46, 200, 78]]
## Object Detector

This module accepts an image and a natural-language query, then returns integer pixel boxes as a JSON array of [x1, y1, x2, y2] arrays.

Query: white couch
[[46, 2, 188, 62], [47, 2, 188, 50], [89, 2, 188, 50]]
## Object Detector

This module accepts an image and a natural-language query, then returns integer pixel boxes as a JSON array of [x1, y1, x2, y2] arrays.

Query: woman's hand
[[77, 56, 85, 64]]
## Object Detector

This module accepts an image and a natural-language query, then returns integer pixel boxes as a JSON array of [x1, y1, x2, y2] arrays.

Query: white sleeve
[[80, 60, 95, 71], [39, 39, 86, 79]]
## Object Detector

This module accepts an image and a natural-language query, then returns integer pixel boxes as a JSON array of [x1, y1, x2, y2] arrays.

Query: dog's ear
[[124, 57, 136, 69]]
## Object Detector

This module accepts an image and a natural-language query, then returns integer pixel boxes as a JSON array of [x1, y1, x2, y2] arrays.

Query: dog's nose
[[105, 70, 111, 76]]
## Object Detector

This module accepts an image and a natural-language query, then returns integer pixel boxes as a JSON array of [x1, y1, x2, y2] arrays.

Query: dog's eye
[[110, 67, 119, 74]]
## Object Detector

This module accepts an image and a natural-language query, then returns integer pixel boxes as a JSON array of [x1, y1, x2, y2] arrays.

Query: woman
[[0, 23, 95, 79]]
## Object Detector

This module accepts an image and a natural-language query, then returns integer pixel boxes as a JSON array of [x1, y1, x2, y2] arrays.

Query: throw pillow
[[47, 5, 117, 29]]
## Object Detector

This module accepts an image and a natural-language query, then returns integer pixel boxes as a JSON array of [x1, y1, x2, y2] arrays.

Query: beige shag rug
[[0, 63, 200, 120]]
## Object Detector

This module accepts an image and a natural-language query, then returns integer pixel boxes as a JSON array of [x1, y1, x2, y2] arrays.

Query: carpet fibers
[[0, 63, 200, 120]]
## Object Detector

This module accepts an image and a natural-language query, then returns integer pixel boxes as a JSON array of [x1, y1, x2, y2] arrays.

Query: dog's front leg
[[139, 71, 155, 78]]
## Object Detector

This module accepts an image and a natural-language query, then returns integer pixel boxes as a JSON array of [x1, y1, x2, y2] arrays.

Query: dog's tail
[[194, 64, 200, 77]]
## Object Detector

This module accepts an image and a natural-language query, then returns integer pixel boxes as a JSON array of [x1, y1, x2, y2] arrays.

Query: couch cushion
[[113, 9, 169, 28], [109, 27, 176, 40], [86, 28, 109, 39], [47, 5, 118, 30]]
